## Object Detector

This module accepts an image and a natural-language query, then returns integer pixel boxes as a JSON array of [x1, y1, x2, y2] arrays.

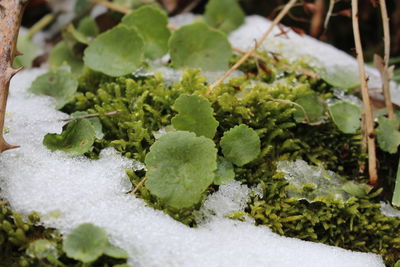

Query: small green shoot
[[328, 101, 361, 134], [122, 6, 170, 59], [29, 69, 78, 109], [43, 119, 96, 156], [220, 124, 261, 167], [145, 131, 217, 209], [204, 0, 245, 33], [171, 94, 219, 139], [84, 25, 144, 76], [49, 41, 84, 75], [169, 22, 232, 71]]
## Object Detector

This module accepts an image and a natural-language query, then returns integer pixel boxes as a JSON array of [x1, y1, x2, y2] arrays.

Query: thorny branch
[[351, 0, 378, 185], [0, 0, 30, 153]]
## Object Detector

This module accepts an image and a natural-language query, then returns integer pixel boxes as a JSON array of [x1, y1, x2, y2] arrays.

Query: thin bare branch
[[59, 111, 121, 122], [0, 0, 30, 153], [379, 0, 394, 119], [131, 177, 147, 194], [207, 0, 298, 94], [88, 0, 131, 14], [351, 0, 378, 185]]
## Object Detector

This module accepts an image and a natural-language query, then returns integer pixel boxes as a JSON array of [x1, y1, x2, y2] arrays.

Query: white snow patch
[[380, 202, 400, 218], [0, 68, 385, 267]]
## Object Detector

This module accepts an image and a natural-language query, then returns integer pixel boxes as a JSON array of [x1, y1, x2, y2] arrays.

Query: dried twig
[[378, 0, 394, 119], [131, 177, 147, 194], [0, 0, 31, 153], [59, 111, 121, 122], [88, 0, 130, 14], [207, 0, 298, 94], [351, 0, 378, 185]]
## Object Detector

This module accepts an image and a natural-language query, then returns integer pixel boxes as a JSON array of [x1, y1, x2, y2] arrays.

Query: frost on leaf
[[29, 69, 78, 109], [122, 6, 170, 59], [220, 124, 260, 167], [145, 131, 217, 209], [328, 101, 361, 134], [83, 25, 144, 77], [171, 94, 219, 139], [204, 0, 245, 33], [43, 119, 96, 156], [376, 117, 400, 154], [168, 22, 232, 71]]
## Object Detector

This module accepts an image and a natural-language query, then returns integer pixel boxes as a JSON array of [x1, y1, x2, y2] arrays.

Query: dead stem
[[0, 0, 30, 153], [87, 0, 131, 14], [351, 0, 378, 185], [59, 111, 121, 122], [132, 177, 147, 195], [379, 0, 394, 119], [207, 0, 298, 94]]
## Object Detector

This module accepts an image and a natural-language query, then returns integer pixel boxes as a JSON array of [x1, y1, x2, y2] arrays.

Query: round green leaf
[[63, 223, 108, 263], [317, 65, 360, 90], [169, 22, 232, 71], [145, 131, 217, 209], [376, 117, 400, 154], [83, 25, 144, 77], [43, 119, 96, 156], [204, 0, 245, 33], [220, 124, 260, 167], [71, 111, 104, 139], [171, 94, 219, 139], [293, 93, 324, 123], [328, 101, 362, 134], [122, 6, 170, 59], [214, 156, 235, 185], [78, 17, 99, 38], [29, 69, 78, 109], [49, 41, 84, 76]]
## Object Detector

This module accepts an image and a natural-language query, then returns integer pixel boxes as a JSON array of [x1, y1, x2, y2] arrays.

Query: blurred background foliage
[[22, 0, 400, 76]]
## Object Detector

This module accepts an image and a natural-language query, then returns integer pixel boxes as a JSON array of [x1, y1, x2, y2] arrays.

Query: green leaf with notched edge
[[204, 0, 245, 33], [317, 65, 360, 90], [83, 25, 144, 77], [145, 131, 217, 209], [49, 41, 84, 76], [214, 156, 235, 185], [122, 6, 170, 59], [43, 119, 96, 156], [29, 69, 78, 109], [220, 124, 261, 167], [63, 223, 108, 263], [328, 101, 362, 134], [376, 117, 400, 154], [71, 111, 104, 139], [293, 92, 324, 123], [171, 95, 219, 139], [169, 22, 232, 71]]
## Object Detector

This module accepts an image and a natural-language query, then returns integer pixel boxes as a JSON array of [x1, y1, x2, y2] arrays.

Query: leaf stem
[[351, 0, 378, 185], [26, 13, 55, 40], [207, 0, 298, 94], [379, 0, 394, 119]]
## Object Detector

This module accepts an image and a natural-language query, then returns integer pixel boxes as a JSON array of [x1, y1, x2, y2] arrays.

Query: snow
[[0, 15, 389, 267]]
